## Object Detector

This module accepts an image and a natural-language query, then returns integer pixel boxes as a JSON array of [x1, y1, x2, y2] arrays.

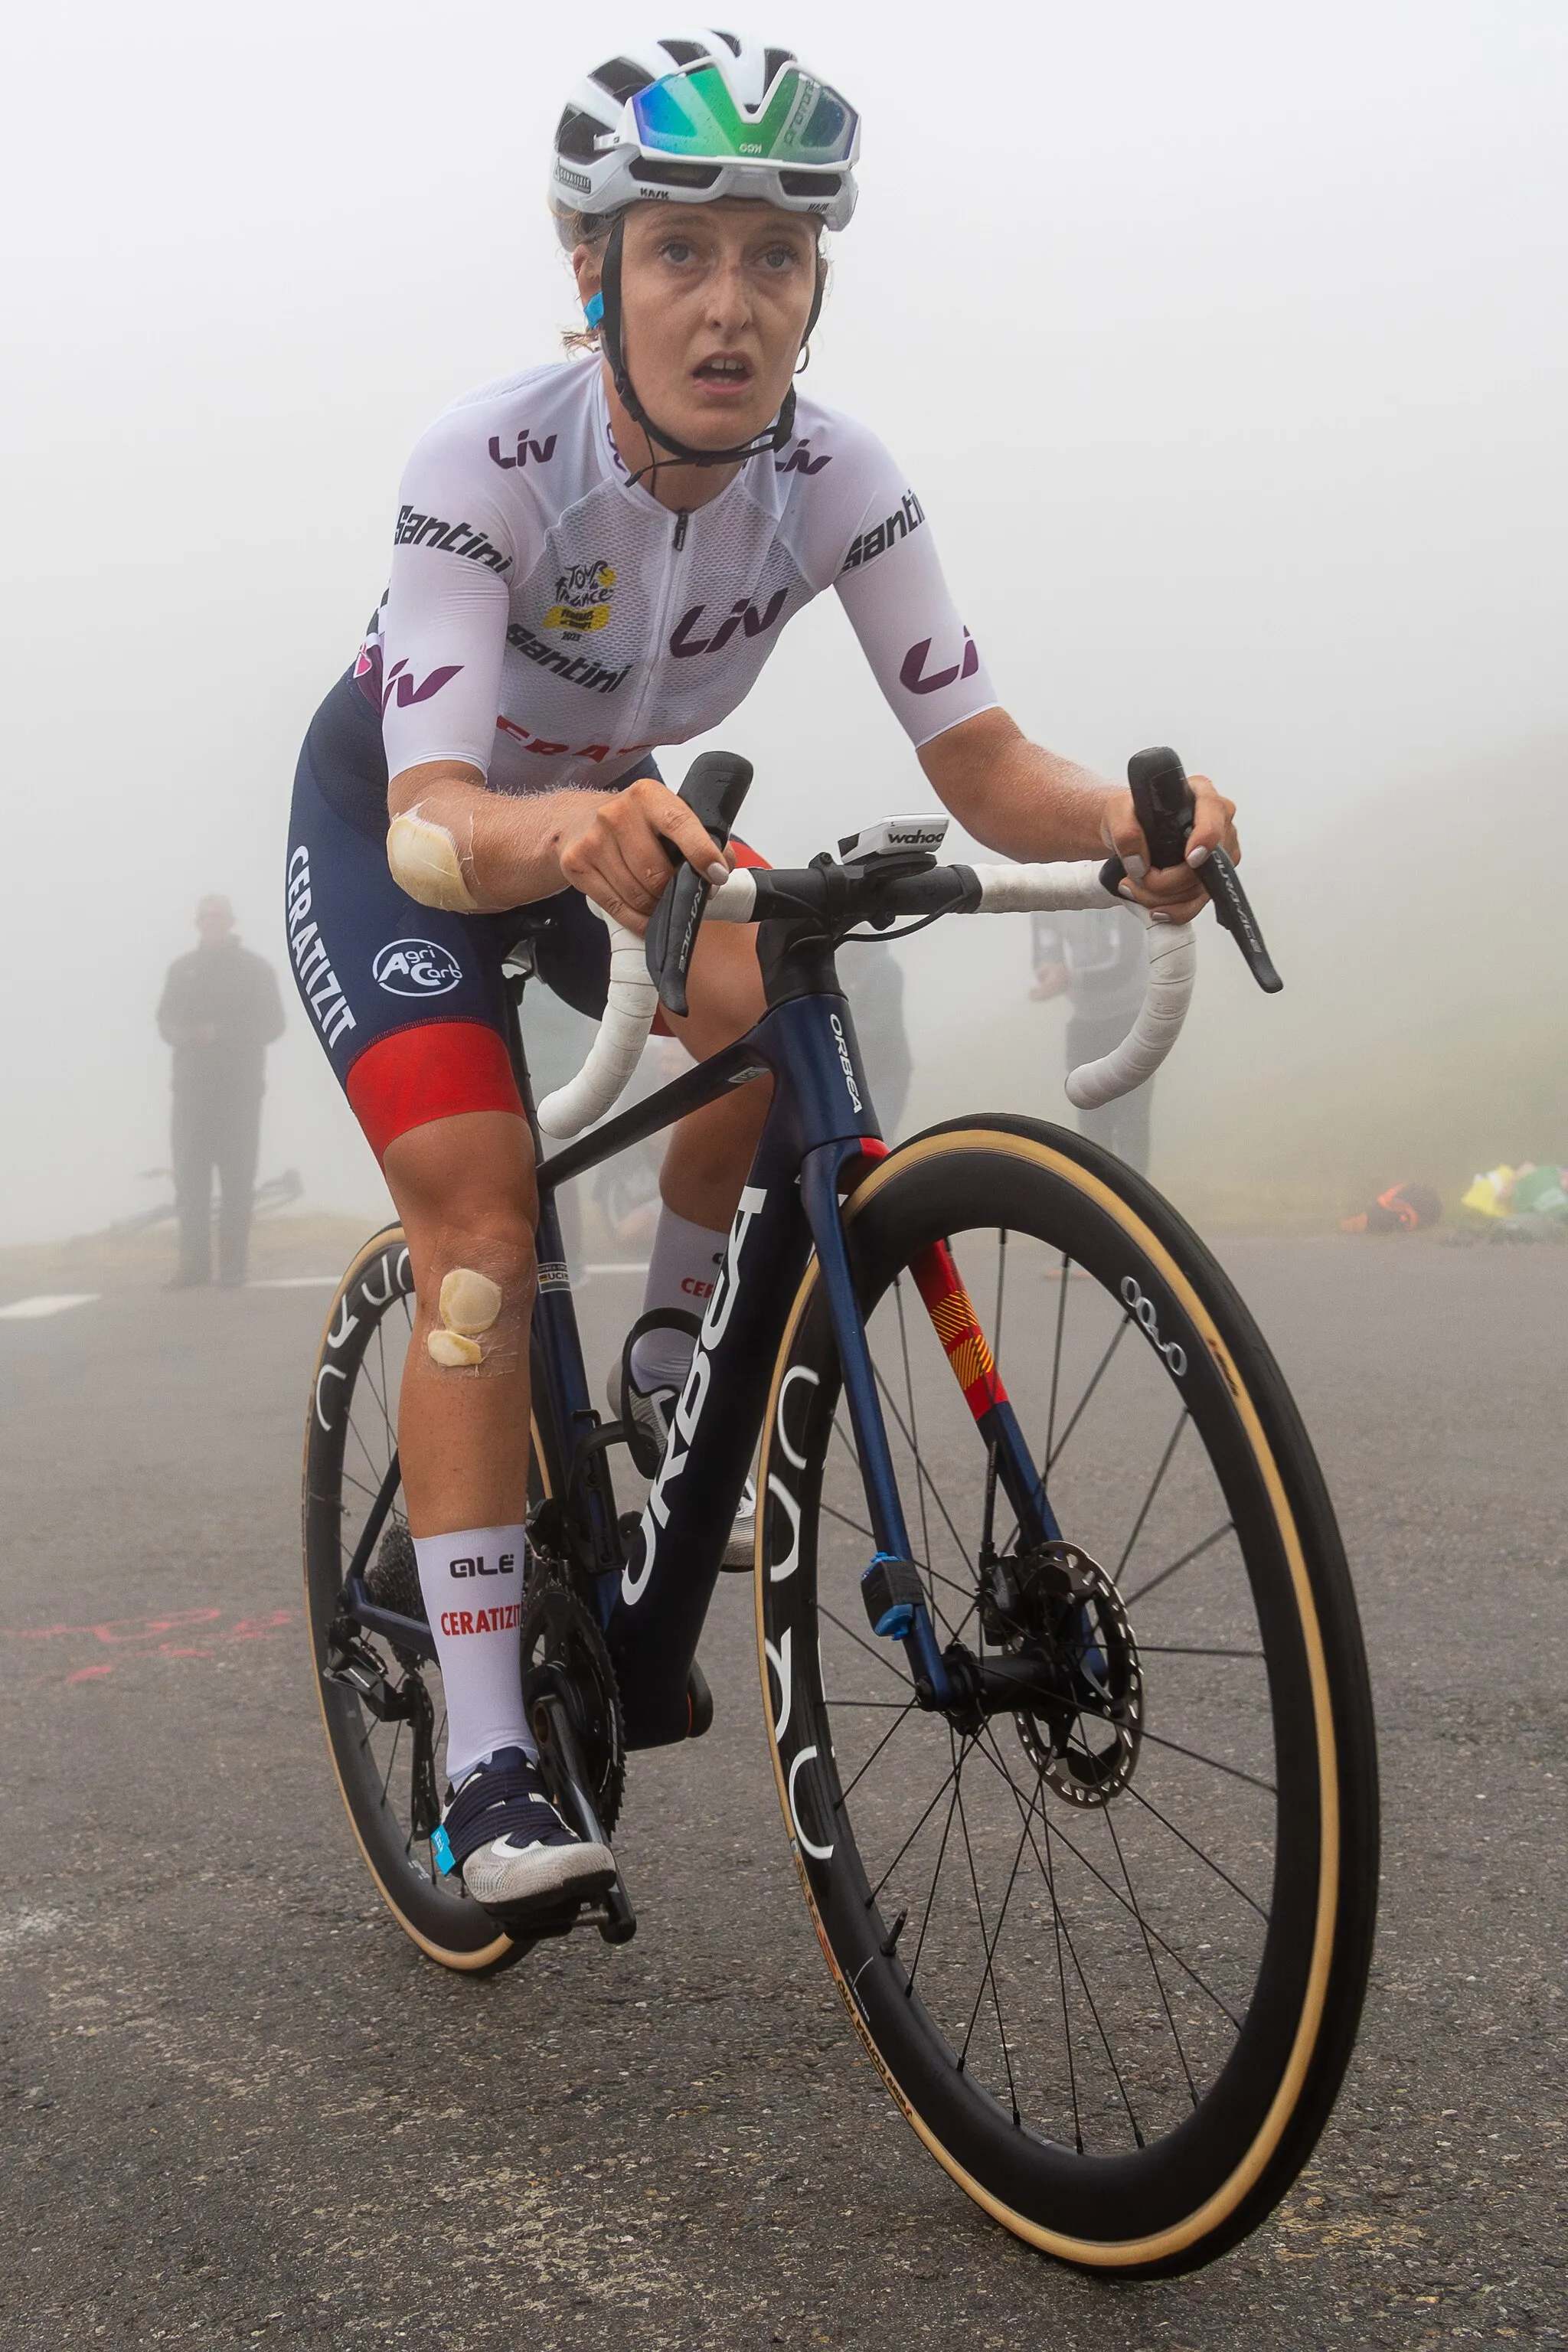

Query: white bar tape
[[1064, 909, 1197, 1109], [534, 908, 660, 1140], [969, 860, 1119, 913], [701, 867, 759, 921]]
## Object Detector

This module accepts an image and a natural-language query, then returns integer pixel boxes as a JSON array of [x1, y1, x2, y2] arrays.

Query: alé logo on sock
[[622, 1186, 766, 1606], [448, 1551, 517, 1579]]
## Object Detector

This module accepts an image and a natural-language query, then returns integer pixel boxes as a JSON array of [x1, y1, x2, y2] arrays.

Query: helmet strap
[[596, 213, 824, 484]]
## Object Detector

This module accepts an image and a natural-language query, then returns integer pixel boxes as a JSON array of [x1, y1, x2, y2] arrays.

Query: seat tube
[[799, 1142, 953, 1706]]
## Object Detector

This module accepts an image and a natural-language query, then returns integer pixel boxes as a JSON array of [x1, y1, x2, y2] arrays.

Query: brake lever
[[644, 750, 754, 1017], [1099, 745, 1282, 995]]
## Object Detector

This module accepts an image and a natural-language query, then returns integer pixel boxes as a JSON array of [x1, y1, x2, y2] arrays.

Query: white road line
[[583, 1263, 650, 1276], [247, 1276, 342, 1289], [0, 1293, 100, 1321]]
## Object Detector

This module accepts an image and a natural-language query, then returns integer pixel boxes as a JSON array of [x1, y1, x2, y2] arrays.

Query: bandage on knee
[[387, 810, 480, 913], [420, 1240, 529, 1377]]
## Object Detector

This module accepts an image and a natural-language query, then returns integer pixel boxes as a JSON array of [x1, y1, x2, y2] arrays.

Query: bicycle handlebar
[[534, 742, 1276, 1142], [534, 853, 1197, 1138]]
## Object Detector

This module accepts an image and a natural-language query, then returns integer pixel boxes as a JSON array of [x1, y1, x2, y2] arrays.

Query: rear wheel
[[756, 1119, 1378, 2274], [302, 1227, 573, 1972]]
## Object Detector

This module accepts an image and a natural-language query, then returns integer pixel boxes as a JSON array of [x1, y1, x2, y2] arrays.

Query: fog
[[3, 0, 1564, 1243]]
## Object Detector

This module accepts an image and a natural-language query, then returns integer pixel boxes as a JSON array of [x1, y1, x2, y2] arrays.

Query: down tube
[[606, 1115, 815, 1749]]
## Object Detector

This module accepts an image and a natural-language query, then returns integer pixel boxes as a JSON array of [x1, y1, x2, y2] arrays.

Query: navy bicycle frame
[[519, 939, 1058, 1753]]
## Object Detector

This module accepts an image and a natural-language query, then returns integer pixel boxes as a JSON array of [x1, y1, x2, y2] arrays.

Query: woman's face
[[577, 201, 819, 452]]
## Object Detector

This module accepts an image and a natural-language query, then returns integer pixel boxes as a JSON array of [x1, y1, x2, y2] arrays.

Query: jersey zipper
[[621, 505, 694, 756]]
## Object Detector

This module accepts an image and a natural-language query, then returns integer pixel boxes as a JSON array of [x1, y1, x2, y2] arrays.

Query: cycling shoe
[[432, 1747, 616, 1916]]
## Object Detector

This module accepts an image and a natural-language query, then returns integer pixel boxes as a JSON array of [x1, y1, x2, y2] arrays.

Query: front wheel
[[756, 1119, 1378, 2275]]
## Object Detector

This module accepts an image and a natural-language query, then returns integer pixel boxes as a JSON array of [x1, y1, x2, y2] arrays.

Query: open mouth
[[692, 354, 753, 389]]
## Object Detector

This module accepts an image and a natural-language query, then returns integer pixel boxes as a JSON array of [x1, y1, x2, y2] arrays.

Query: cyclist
[[285, 28, 1239, 1921]]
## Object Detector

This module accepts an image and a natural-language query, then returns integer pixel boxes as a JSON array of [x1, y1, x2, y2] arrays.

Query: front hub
[[944, 1540, 1143, 1807]]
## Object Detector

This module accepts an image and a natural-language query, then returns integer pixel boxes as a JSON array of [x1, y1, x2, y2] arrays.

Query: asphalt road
[[2, 1233, 1564, 2350]]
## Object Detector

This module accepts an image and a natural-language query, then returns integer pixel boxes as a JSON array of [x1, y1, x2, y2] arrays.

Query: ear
[[571, 243, 603, 312]]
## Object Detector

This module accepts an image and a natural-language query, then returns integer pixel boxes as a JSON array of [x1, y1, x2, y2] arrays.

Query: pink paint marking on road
[[5, 1606, 299, 1684]]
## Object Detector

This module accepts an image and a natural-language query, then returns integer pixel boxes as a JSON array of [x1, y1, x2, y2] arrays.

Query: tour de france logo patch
[[543, 558, 616, 640]]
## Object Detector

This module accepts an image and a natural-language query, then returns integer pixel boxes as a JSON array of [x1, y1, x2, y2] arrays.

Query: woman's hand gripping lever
[[644, 751, 755, 1017], [1102, 746, 1282, 994]]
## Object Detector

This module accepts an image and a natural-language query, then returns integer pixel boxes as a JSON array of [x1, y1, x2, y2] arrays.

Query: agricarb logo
[[373, 939, 462, 997]]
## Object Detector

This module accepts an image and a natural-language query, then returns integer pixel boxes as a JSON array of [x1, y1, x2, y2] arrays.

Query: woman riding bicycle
[[285, 28, 1238, 1923]]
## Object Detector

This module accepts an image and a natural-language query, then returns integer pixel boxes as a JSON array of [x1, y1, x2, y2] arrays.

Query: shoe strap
[[443, 1759, 564, 1864]]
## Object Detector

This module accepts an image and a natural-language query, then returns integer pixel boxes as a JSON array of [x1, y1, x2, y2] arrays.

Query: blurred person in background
[[157, 895, 286, 1289], [1031, 904, 1152, 1174]]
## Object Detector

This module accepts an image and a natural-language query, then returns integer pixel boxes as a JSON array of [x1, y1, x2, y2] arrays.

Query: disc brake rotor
[[981, 1539, 1144, 1808]]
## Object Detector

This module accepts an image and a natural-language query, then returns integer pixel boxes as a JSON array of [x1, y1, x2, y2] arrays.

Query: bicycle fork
[[800, 1142, 1060, 1710]]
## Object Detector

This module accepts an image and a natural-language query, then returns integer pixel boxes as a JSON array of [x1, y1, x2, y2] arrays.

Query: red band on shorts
[[347, 1022, 524, 1160]]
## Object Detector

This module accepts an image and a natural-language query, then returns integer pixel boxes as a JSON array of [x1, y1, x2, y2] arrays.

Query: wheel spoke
[[1119, 1779, 1270, 1920], [820, 1603, 916, 1688], [1135, 1726, 1276, 1798], [904, 1764, 965, 1991], [1114, 1408, 1189, 1576], [1091, 1712, 1200, 2109], [1122, 1520, 1235, 1610], [867, 1753, 966, 1907], [1044, 1249, 1070, 1468], [951, 1742, 1024, 2123], [835, 1697, 922, 1804], [973, 1731, 1245, 2033]]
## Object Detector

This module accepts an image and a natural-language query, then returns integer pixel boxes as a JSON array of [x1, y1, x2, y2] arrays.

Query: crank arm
[[531, 1691, 636, 1945]]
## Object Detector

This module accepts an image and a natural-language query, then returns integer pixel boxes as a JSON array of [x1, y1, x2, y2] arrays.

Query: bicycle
[[302, 748, 1378, 2276]]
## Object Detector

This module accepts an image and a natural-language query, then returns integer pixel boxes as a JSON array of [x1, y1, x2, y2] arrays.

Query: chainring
[[520, 1557, 626, 1841]]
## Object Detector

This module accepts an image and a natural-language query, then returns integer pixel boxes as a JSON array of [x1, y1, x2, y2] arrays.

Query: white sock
[[412, 1524, 534, 1784], [628, 1207, 729, 1393]]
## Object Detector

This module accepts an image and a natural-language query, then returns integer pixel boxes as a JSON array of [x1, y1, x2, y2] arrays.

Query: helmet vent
[[780, 169, 841, 198], [555, 105, 606, 165], [591, 56, 656, 104], [763, 47, 796, 88], [629, 156, 723, 191], [711, 29, 743, 57], [658, 38, 711, 67]]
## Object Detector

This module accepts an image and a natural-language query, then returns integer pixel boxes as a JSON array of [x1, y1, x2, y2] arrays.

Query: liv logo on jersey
[[776, 443, 831, 475], [669, 587, 789, 658], [377, 658, 463, 714], [373, 939, 462, 997], [900, 628, 980, 695], [488, 430, 558, 471]]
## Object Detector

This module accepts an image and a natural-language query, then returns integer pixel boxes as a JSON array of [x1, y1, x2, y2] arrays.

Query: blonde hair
[[554, 207, 614, 354]]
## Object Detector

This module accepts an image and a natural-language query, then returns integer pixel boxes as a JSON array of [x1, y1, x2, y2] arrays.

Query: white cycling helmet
[[550, 30, 860, 242]]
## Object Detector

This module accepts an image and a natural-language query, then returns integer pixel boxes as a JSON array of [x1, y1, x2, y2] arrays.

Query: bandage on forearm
[[387, 808, 481, 913]]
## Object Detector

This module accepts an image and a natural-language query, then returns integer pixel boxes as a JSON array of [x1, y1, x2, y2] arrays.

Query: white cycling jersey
[[358, 356, 998, 798]]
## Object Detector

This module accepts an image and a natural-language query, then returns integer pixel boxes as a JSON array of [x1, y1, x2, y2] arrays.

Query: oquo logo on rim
[[373, 939, 462, 997]]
